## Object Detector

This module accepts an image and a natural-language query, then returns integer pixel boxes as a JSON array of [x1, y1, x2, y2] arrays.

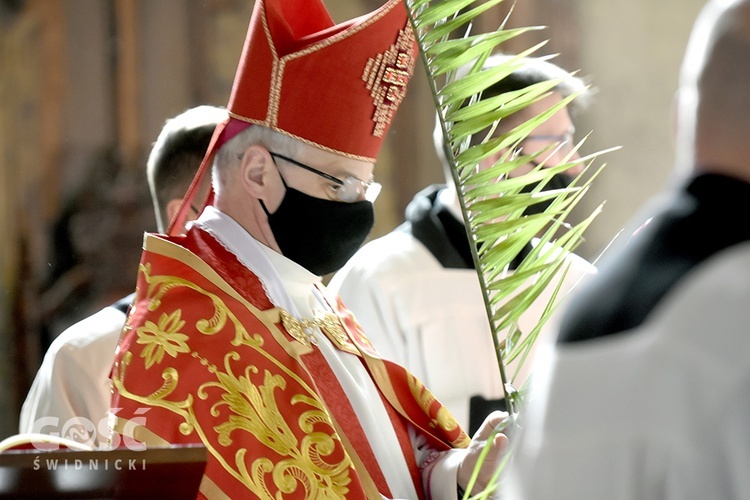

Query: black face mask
[[519, 163, 574, 216], [260, 186, 374, 276]]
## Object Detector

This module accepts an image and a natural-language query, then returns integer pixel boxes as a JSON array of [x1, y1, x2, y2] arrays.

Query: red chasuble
[[109, 226, 469, 498]]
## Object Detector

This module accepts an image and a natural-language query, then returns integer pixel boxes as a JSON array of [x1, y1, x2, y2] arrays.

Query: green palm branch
[[403, 0, 614, 428], [405, 2, 617, 496]]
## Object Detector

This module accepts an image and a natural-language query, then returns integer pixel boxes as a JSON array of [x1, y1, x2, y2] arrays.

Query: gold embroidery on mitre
[[362, 22, 416, 137]]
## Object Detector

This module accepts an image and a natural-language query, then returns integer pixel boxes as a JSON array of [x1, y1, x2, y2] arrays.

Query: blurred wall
[[572, 0, 705, 258], [0, 0, 708, 439]]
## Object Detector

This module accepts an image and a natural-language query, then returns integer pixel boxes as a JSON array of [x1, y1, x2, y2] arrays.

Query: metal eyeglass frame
[[269, 152, 381, 203]]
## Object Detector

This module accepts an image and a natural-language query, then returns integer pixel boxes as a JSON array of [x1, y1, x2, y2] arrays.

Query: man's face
[[506, 91, 581, 178], [471, 91, 581, 218], [259, 143, 378, 276]]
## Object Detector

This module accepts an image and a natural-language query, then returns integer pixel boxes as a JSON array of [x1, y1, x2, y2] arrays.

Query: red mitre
[[168, 0, 418, 235]]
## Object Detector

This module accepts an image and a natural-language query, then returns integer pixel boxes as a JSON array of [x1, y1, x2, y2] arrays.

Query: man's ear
[[239, 144, 276, 197]]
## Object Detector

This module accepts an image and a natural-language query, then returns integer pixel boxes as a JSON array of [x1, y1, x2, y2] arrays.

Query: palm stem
[[404, 0, 517, 413]]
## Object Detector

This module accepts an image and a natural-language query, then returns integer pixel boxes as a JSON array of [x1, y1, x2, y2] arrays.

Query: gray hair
[[213, 125, 302, 193]]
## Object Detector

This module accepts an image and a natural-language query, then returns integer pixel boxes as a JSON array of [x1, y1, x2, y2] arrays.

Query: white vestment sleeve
[[410, 425, 467, 500], [19, 306, 124, 445], [329, 242, 411, 367]]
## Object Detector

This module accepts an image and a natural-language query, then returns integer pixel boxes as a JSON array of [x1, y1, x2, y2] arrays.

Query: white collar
[[193, 206, 321, 317], [438, 184, 464, 222]]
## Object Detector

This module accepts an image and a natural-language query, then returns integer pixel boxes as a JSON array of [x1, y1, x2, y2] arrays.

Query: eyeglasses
[[522, 133, 575, 154], [269, 152, 381, 203]]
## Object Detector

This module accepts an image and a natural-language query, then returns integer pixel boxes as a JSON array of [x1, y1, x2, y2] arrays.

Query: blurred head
[[675, 0, 750, 181], [502, 91, 580, 178], [435, 54, 590, 190], [146, 105, 227, 232]]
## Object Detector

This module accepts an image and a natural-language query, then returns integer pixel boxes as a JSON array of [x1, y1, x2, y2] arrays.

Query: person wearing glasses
[[330, 54, 598, 435], [107, 0, 510, 498]]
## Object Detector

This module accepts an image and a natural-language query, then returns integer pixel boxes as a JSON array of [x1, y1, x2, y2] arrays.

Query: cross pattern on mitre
[[362, 23, 416, 138]]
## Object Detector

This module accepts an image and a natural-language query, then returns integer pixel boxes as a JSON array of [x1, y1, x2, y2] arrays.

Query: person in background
[[18, 105, 226, 445], [330, 54, 597, 434], [507, 0, 750, 498]]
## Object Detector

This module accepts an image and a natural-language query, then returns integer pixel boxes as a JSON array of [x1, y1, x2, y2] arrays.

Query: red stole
[[109, 227, 468, 498]]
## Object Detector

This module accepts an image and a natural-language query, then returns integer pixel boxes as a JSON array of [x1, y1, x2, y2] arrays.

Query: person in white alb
[[19, 105, 226, 445], [506, 0, 750, 498], [330, 54, 597, 434]]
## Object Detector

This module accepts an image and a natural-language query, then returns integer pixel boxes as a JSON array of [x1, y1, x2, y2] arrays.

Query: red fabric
[[169, 0, 418, 236], [266, 0, 335, 54], [226, 0, 417, 162], [322, 291, 471, 452], [300, 351, 393, 496], [111, 231, 368, 497], [379, 390, 425, 500], [110, 227, 466, 498], [182, 229, 274, 311], [187, 227, 401, 494]]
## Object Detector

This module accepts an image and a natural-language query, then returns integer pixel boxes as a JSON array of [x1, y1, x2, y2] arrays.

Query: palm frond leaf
[[404, 0, 613, 417]]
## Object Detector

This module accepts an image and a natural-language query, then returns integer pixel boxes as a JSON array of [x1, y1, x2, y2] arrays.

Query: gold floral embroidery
[[202, 357, 297, 454], [114, 263, 354, 498], [198, 353, 352, 498], [139, 263, 262, 348], [136, 310, 190, 369]]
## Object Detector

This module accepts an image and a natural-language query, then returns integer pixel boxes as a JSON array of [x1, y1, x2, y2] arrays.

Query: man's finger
[[474, 410, 509, 439]]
